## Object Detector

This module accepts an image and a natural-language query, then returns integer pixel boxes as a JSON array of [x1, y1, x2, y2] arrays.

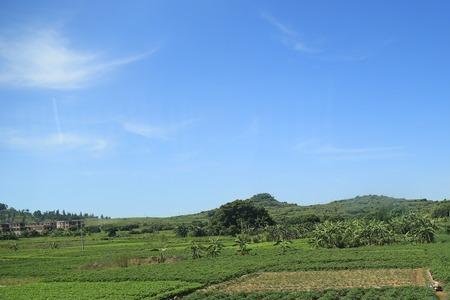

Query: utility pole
[[79, 221, 84, 252]]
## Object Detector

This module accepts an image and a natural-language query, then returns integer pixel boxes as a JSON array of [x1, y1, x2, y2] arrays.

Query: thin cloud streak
[[122, 120, 195, 140], [316, 146, 403, 155], [294, 139, 405, 160], [0, 129, 108, 153], [0, 28, 156, 89], [261, 12, 321, 54], [52, 98, 63, 142], [122, 122, 170, 140]]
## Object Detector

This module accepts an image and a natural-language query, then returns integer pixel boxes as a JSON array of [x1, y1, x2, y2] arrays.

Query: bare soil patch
[[0, 278, 37, 286], [208, 268, 426, 292], [80, 256, 182, 270]]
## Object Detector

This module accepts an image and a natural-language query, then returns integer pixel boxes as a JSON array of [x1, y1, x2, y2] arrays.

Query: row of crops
[[0, 281, 201, 300], [185, 286, 435, 300], [0, 232, 449, 299]]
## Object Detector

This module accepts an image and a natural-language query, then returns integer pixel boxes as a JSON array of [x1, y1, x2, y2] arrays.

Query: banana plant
[[234, 234, 251, 256], [189, 241, 204, 259], [206, 237, 223, 257]]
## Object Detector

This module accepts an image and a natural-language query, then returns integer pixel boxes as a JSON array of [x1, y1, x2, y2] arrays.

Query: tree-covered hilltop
[[224, 193, 440, 224], [0, 203, 103, 224], [86, 193, 446, 229]]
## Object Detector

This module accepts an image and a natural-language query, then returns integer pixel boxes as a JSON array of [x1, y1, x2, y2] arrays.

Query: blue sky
[[0, 0, 449, 217]]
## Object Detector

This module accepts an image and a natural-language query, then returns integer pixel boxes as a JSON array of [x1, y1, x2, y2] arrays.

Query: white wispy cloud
[[122, 120, 195, 140], [0, 129, 108, 153], [0, 28, 156, 89], [294, 139, 404, 160], [261, 13, 321, 54], [316, 145, 403, 155], [122, 122, 170, 140], [316, 146, 405, 160]]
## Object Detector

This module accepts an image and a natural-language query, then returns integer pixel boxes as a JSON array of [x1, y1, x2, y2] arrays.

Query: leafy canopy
[[210, 200, 274, 234]]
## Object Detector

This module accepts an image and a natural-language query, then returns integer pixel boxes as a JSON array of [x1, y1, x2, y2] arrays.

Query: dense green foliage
[[310, 213, 437, 248], [0, 281, 201, 300], [432, 200, 450, 218], [210, 200, 274, 235], [82, 194, 445, 230], [1, 194, 449, 299], [185, 286, 434, 300], [0, 202, 101, 223], [0, 229, 448, 299]]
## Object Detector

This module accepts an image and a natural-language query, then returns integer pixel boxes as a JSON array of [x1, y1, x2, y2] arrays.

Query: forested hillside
[[85, 193, 447, 227]]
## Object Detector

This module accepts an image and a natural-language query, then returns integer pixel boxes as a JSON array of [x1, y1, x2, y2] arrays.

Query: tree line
[[0, 203, 106, 223]]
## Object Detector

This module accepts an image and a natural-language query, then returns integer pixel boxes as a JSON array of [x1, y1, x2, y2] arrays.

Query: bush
[[310, 214, 437, 249], [210, 200, 274, 235], [85, 226, 101, 234], [0, 232, 18, 240], [174, 224, 189, 237], [310, 219, 395, 248]]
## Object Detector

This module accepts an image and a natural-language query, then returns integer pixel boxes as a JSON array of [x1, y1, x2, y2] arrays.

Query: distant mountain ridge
[[192, 193, 438, 224], [5, 194, 443, 227]]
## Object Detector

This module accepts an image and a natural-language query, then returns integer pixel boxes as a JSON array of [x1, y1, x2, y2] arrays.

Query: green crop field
[[1, 195, 449, 299], [0, 230, 449, 299]]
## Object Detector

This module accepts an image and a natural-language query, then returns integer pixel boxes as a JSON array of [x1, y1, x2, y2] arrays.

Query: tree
[[174, 224, 189, 237], [206, 237, 224, 257], [189, 241, 204, 259], [391, 213, 437, 243], [210, 200, 274, 235], [234, 234, 251, 255], [431, 200, 450, 218], [274, 238, 292, 254], [0, 203, 7, 211], [33, 210, 42, 220], [106, 228, 117, 237], [189, 221, 208, 237]]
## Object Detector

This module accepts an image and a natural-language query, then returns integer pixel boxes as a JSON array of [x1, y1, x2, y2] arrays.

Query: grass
[[0, 230, 448, 299], [0, 281, 202, 300], [185, 286, 435, 300]]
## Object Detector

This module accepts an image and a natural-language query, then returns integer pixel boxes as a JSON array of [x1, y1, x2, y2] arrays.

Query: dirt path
[[426, 269, 448, 300], [436, 291, 448, 300]]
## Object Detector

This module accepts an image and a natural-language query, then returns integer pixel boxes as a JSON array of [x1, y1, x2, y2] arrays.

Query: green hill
[[86, 193, 441, 227]]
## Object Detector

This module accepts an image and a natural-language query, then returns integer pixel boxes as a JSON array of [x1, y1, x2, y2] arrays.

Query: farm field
[[206, 269, 427, 292], [0, 231, 449, 299]]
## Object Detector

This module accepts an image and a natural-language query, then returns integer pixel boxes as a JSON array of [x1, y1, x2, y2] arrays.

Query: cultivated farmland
[[0, 195, 449, 299]]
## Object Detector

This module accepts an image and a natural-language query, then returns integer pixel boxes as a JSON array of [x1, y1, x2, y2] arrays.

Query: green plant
[[9, 242, 18, 251], [189, 241, 204, 259], [174, 224, 189, 237], [114, 255, 129, 268], [48, 241, 59, 249], [206, 237, 223, 257], [157, 247, 167, 263], [274, 238, 292, 254], [234, 234, 251, 256]]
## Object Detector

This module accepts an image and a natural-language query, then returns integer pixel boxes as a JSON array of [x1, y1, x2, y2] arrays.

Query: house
[[56, 220, 83, 230], [0, 220, 83, 235], [0, 223, 11, 232], [10, 223, 26, 235], [25, 222, 56, 233]]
